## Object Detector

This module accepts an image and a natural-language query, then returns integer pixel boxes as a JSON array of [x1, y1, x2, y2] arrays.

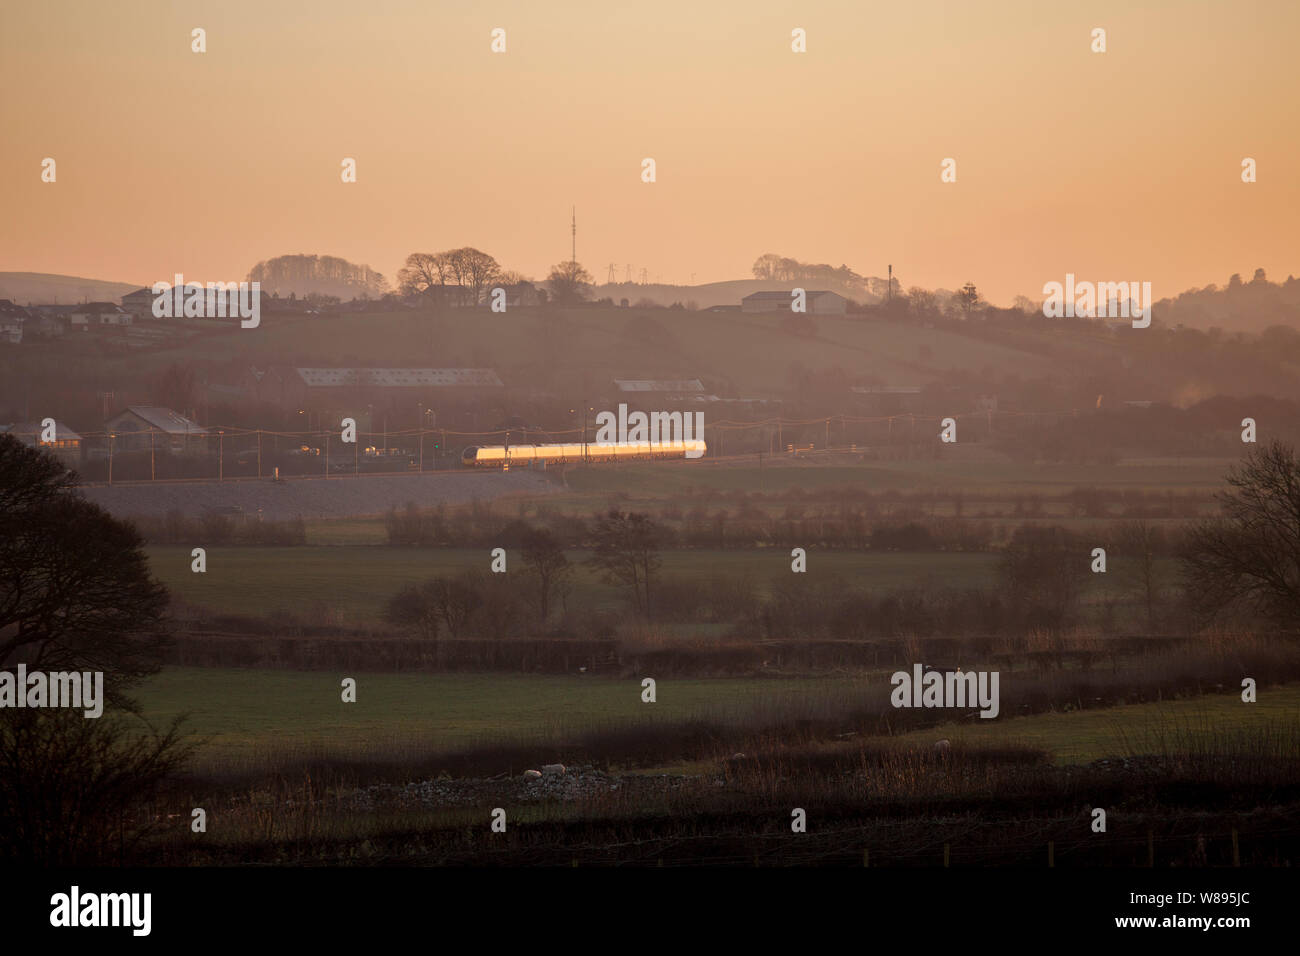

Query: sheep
[[522, 769, 542, 780], [541, 763, 566, 776], [933, 738, 952, 754]]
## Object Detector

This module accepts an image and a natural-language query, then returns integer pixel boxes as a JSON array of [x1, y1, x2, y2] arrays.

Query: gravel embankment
[[338, 766, 701, 812]]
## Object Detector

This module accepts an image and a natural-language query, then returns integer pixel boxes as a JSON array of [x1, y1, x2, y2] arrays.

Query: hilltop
[[0, 272, 142, 305]]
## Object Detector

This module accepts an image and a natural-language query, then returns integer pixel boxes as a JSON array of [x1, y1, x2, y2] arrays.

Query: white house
[[71, 302, 133, 327], [741, 290, 848, 315], [0, 300, 27, 343]]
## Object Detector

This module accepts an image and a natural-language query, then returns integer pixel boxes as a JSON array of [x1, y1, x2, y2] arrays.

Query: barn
[[741, 290, 848, 314]]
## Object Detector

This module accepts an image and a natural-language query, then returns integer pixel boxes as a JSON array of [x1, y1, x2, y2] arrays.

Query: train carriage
[[461, 439, 705, 467]]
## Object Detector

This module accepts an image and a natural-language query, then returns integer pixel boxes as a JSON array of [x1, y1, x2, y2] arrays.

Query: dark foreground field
[[121, 670, 1300, 866]]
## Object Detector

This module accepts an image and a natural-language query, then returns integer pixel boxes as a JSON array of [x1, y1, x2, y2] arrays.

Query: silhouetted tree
[[521, 529, 572, 623], [547, 260, 593, 305], [0, 435, 189, 865], [588, 511, 662, 619], [0, 436, 169, 687], [956, 281, 981, 318], [1183, 441, 1300, 624], [999, 525, 1081, 631]]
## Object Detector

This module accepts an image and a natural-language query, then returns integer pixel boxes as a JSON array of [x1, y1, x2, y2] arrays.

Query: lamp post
[[108, 431, 115, 485], [218, 430, 224, 482]]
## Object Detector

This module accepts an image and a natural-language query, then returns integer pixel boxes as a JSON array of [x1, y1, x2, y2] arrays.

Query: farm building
[[492, 282, 544, 308], [614, 379, 705, 395], [849, 384, 924, 415], [105, 406, 208, 453], [120, 287, 156, 318], [296, 368, 505, 390], [70, 302, 133, 328], [741, 290, 848, 315], [0, 421, 83, 467], [27, 305, 77, 336], [0, 300, 29, 343]]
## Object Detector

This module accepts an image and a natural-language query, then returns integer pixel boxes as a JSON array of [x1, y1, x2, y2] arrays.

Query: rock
[[523, 770, 542, 780], [541, 763, 566, 776]]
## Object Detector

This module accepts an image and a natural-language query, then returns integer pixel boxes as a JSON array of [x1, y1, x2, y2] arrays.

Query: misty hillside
[[1153, 270, 1300, 333], [0, 272, 142, 305], [590, 277, 899, 309], [11, 303, 1300, 433]]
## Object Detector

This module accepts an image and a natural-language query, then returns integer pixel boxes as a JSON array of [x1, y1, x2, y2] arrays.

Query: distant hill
[[0, 272, 142, 305], [1151, 271, 1300, 333], [591, 277, 893, 309]]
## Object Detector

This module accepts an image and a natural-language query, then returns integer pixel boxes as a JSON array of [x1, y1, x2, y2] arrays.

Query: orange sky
[[2, 0, 1297, 304]]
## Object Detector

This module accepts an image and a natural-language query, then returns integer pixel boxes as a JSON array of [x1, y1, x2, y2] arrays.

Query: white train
[[461, 439, 706, 468]]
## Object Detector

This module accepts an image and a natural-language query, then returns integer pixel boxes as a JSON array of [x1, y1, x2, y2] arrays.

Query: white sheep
[[541, 763, 566, 776], [933, 738, 952, 754]]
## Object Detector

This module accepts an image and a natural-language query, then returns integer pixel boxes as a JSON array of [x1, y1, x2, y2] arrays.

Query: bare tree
[[907, 286, 937, 317], [397, 252, 451, 297], [587, 510, 662, 620], [0, 435, 189, 865], [0, 436, 170, 688], [521, 528, 572, 624], [383, 580, 442, 639], [547, 260, 593, 306], [449, 247, 503, 306], [752, 253, 783, 279], [1183, 441, 1300, 625], [432, 572, 482, 639], [1118, 519, 1163, 631], [999, 525, 1081, 632]]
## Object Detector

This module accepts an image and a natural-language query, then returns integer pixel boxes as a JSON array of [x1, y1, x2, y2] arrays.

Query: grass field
[[135, 667, 1300, 773], [149, 543, 1179, 622], [136, 668, 868, 770]]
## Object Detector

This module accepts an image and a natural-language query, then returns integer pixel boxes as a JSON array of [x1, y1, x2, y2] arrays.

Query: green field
[[136, 668, 869, 769], [151, 546, 1007, 620], [136, 667, 1300, 772], [150, 543, 1179, 623]]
